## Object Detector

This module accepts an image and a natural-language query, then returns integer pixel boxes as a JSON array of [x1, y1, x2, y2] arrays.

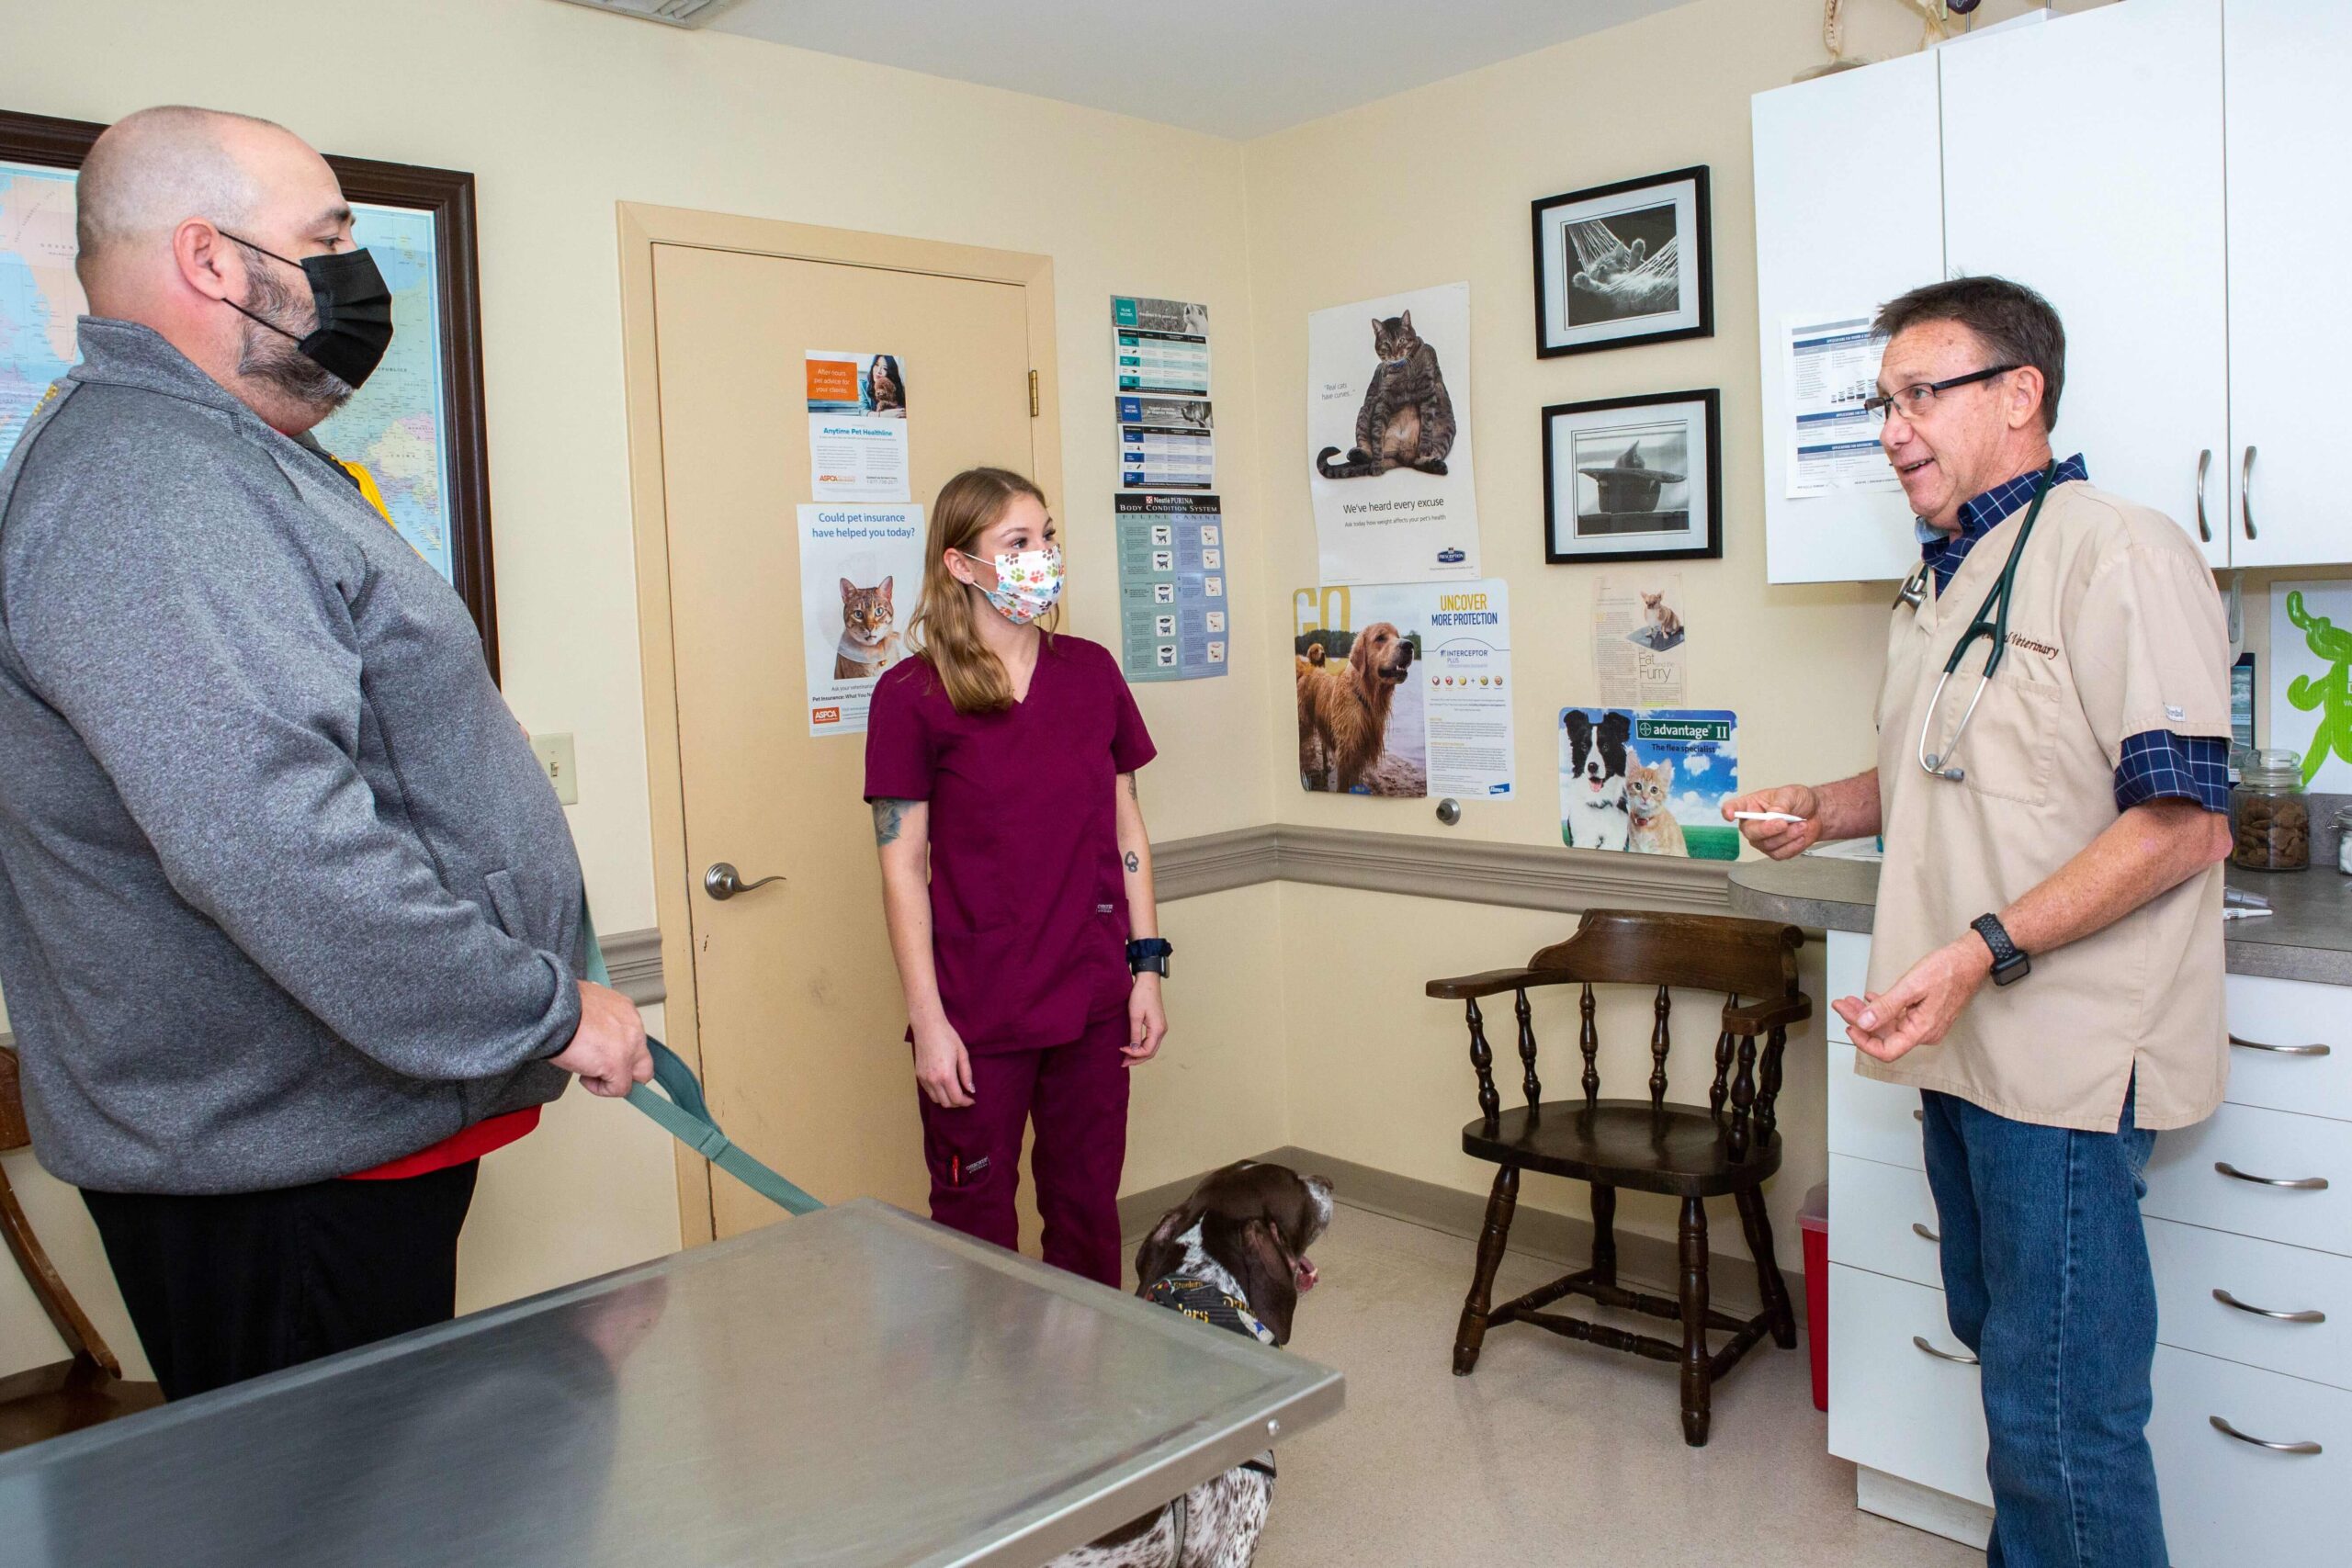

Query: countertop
[[1728, 854, 2352, 987]]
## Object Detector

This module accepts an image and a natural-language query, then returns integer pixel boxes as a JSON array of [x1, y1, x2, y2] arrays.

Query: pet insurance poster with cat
[[797, 503, 925, 736], [1306, 282, 1482, 585], [1557, 708, 1739, 860]]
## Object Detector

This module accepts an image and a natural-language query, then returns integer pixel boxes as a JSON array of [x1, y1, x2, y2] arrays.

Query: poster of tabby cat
[[1558, 708, 1739, 860], [797, 503, 925, 737], [1306, 282, 1482, 585]]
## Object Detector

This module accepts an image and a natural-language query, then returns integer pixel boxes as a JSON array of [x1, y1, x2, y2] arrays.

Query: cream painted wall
[[2, 0, 2187, 1387], [1239, 0, 2093, 1258], [0, 0, 1286, 1378]]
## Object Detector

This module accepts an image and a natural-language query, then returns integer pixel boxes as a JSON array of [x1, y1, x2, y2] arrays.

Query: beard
[[234, 261, 356, 414]]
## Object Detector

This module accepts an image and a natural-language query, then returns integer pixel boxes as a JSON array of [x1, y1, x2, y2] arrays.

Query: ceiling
[[707, 0, 1703, 141]]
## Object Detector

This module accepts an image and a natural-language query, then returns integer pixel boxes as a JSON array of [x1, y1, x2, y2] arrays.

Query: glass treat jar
[[2232, 750, 2311, 871], [2336, 805, 2352, 875]]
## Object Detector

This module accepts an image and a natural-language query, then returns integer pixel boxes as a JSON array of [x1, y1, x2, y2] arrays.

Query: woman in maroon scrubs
[[863, 467, 1169, 1288]]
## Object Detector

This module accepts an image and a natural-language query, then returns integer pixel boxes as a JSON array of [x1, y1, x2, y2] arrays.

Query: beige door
[[650, 241, 1040, 1241]]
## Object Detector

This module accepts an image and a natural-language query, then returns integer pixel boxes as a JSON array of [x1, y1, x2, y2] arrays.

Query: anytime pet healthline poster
[[797, 503, 925, 737], [806, 350, 910, 502], [1559, 708, 1739, 860], [1306, 282, 1481, 585], [1292, 580, 1512, 799]]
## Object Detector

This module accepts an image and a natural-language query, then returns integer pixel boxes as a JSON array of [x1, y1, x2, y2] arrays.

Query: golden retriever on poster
[[1295, 622, 1414, 793]]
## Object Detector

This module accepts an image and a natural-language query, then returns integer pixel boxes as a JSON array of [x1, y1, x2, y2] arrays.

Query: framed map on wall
[[0, 109, 502, 677]]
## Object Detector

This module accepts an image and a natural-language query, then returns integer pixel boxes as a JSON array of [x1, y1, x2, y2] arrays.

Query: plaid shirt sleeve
[[2114, 730, 2231, 813]]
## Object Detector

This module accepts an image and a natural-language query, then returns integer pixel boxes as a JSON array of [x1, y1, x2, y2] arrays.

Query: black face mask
[[219, 231, 395, 390]]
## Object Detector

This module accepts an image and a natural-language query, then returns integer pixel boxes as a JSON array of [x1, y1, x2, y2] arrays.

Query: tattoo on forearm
[[873, 798, 913, 846], [1125, 851, 1140, 874], [1120, 773, 1138, 801]]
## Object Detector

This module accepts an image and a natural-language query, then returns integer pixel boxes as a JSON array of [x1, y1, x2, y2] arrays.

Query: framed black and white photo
[[1542, 389, 1722, 565], [1531, 165, 1713, 357]]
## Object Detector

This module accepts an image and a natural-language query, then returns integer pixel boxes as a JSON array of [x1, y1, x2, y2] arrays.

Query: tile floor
[[1237, 1202, 1981, 1568]]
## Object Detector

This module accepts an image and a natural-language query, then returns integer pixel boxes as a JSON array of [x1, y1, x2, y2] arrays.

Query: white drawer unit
[[1823, 929, 1870, 1044], [2148, 1217, 2352, 1390], [1819, 923, 2352, 1562], [2153, 1344, 2347, 1565], [1827, 1263, 1993, 1506], [1826, 1152, 1943, 1291], [1826, 1042, 1925, 1171], [2143, 1102, 2350, 1257], [2226, 974, 2352, 1123]]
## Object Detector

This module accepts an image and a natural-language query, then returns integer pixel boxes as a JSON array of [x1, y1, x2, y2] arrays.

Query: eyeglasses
[[1862, 365, 2020, 426]]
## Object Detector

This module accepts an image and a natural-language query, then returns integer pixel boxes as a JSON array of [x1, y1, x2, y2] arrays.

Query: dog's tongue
[[1294, 1255, 1318, 1292], [1588, 776, 1604, 792]]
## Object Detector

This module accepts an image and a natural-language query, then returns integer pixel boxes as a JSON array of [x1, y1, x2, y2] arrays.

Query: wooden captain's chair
[[0, 1044, 163, 1451], [1426, 909, 1811, 1447]]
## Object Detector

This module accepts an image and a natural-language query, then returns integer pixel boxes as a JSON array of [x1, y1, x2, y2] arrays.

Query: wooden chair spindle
[[1727, 1032, 1758, 1160], [1466, 998, 1500, 1125], [1649, 985, 1672, 1111], [1578, 983, 1599, 1109], [1757, 1025, 1788, 1145], [1515, 988, 1541, 1108]]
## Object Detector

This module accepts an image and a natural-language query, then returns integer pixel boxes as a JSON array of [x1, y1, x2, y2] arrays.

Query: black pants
[[81, 1160, 479, 1402]]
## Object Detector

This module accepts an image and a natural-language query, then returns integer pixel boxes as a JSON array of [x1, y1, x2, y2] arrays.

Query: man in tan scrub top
[[1726, 277, 2232, 1568]]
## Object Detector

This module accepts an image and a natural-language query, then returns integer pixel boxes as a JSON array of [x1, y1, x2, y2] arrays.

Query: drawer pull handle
[[1912, 1222, 1942, 1244], [1912, 1109, 1924, 1123], [2213, 1288, 2325, 1324], [2211, 1415, 2321, 1456], [1912, 1335, 1978, 1366], [2229, 1034, 2330, 1057], [2215, 1161, 2329, 1191]]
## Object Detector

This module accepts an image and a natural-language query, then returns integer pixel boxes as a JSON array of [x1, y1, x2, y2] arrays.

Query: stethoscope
[[1900, 461, 2060, 784]]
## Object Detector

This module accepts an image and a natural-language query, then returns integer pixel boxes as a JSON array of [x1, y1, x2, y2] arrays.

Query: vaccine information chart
[[1113, 296, 1211, 396], [1115, 493, 1228, 682]]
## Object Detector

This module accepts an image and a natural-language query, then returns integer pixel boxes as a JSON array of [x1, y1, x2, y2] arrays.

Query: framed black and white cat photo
[[1541, 389, 1722, 566], [1531, 165, 1713, 357]]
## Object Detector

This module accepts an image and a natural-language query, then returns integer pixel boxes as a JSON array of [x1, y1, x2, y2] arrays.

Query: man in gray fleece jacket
[[0, 107, 651, 1399]]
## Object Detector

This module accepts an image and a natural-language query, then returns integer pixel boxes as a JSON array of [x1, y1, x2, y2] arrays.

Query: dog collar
[[1146, 1275, 1278, 1347]]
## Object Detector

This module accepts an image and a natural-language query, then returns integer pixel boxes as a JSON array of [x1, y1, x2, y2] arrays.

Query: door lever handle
[[705, 863, 786, 901]]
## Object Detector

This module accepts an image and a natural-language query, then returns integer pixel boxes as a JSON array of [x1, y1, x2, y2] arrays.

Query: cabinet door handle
[[1912, 1222, 1941, 1244], [2215, 1161, 2328, 1190], [1912, 1109, 1924, 1122], [2213, 1288, 2325, 1325], [1912, 1335, 1978, 1366], [2230, 1033, 2330, 1057], [2211, 1415, 2321, 1456], [2195, 447, 2212, 542], [2240, 446, 2258, 540]]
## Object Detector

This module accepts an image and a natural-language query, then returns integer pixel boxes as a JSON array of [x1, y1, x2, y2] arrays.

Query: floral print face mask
[[961, 543, 1064, 625]]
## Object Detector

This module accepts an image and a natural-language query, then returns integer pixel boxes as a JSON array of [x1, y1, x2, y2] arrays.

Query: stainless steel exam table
[[0, 1199, 1343, 1566]]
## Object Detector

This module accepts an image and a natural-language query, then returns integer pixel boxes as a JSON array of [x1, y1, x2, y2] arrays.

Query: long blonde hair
[[908, 467, 1058, 714]]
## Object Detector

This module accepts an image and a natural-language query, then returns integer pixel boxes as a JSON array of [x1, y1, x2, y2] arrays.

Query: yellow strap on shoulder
[[330, 457, 397, 530]]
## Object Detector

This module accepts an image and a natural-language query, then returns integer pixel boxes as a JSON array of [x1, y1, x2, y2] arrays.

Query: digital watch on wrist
[[1971, 914, 2030, 987], [1127, 938, 1173, 978]]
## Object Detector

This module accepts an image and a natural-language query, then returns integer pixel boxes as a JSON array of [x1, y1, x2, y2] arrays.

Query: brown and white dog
[[1051, 1162, 1334, 1568], [1295, 623, 1413, 793]]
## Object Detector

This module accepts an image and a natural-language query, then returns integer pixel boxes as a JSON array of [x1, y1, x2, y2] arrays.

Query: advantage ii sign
[[1637, 718, 1731, 743]]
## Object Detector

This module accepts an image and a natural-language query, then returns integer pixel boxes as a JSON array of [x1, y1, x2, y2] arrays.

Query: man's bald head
[[74, 106, 361, 432]]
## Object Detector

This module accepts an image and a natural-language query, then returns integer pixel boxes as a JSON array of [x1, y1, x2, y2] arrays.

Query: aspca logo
[[812, 706, 842, 725]]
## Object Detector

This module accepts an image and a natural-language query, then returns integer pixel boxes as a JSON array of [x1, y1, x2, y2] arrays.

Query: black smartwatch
[[1971, 914, 2030, 987], [1126, 938, 1173, 978]]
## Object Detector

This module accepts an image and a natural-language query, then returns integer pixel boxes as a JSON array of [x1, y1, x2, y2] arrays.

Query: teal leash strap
[[582, 907, 825, 1216]]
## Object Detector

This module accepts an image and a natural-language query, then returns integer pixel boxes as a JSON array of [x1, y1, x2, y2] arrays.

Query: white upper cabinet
[[2223, 0, 2350, 569], [1752, 53, 1945, 585], [1939, 0, 2230, 568]]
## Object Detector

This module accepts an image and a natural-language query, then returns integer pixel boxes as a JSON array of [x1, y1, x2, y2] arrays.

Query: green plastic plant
[[2285, 591, 2352, 785]]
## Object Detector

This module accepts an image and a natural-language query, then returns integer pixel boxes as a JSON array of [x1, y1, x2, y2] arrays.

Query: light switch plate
[[530, 732, 579, 805]]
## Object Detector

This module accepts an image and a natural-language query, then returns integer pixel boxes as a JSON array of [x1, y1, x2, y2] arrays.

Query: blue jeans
[[1920, 1081, 2166, 1568]]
